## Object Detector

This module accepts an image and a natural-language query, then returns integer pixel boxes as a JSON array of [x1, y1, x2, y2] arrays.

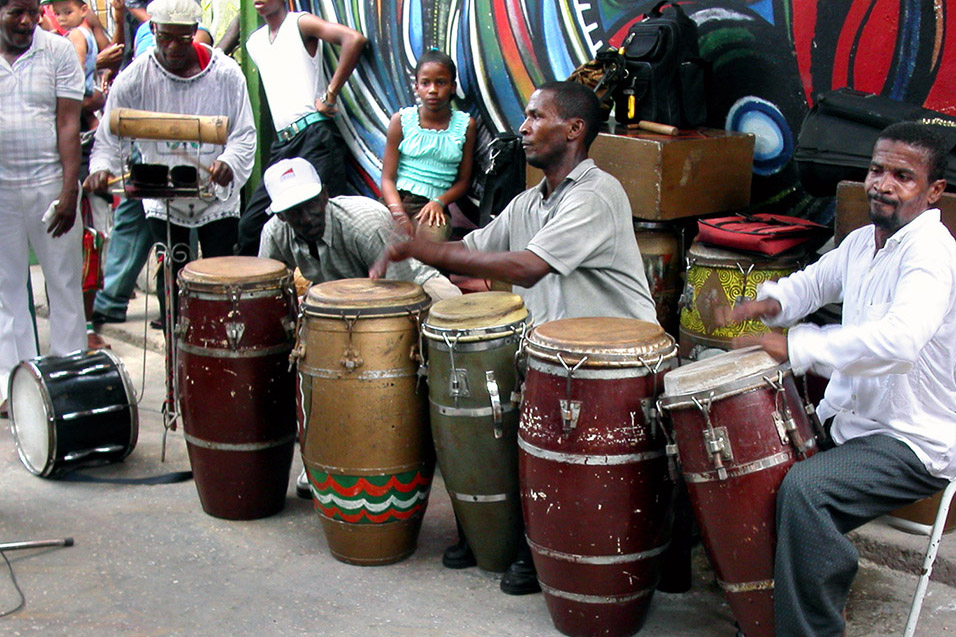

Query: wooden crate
[[526, 128, 754, 220], [834, 180, 956, 244]]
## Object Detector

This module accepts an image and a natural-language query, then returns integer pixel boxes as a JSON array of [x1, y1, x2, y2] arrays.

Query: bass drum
[[9, 349, 138, 478]]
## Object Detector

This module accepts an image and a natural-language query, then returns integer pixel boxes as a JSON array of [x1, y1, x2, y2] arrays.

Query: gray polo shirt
[[462, 159, 657, 324]]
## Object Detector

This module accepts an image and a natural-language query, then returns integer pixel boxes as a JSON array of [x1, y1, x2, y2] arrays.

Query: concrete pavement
[[1, 264, 953, 635]]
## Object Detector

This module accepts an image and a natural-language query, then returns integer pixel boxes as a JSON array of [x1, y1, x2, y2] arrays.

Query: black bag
[[613, 1, 707, 129], [477, 133, 526, 227], [795, 87, 956, 197]]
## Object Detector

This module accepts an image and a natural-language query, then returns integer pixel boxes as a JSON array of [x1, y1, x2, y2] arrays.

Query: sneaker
[[500, 558, 541, 595], [296, 469, 311, 499]]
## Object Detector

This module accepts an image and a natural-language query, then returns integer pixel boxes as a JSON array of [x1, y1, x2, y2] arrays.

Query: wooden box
[[835, 180, 956, 244], [526, 128, 754, 220], [887, 489, 956, 534]]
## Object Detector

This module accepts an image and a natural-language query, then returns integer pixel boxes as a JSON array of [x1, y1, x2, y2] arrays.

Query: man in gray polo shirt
[[372, 80, 658, 593], [373, 80, 655, 326]]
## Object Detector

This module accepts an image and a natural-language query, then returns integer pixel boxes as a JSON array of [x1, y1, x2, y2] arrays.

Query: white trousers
[[0, 181, 85, 400]]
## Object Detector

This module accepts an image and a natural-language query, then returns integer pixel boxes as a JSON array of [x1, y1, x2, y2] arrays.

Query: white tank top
[[246, 12, 327, 131]]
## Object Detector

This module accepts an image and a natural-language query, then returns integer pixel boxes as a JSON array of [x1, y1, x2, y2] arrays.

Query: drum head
[[304, 278, 430, 317], [9, 363, 52, 476], [663, 345, 781, 397], [525, 318, 675, 367], [687, 241, 801, 269], [425, 291, 528, 331], [180, 256, 289, 287]]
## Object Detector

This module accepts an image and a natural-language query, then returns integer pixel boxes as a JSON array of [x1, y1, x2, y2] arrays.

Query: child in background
[[381, 49, 477, 242], [45, 0, 105, 130]]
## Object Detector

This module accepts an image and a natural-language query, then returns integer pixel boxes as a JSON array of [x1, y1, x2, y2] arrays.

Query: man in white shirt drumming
[[731, 121, 956, 636]]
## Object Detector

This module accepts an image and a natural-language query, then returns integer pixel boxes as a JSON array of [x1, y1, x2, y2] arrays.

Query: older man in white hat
[[259, 157, 460, 498], [84, 0, 256, 329]]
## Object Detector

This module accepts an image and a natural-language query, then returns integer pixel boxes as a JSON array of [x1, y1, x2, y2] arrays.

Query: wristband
[[430, 197, 446, 210], [320, 90, 335, 107]]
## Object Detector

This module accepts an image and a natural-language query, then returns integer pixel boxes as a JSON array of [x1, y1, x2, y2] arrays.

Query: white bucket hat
[[264, 158, 324, 214]]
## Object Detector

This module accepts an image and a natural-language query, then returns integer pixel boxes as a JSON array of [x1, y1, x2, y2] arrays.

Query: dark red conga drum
[[519, 318, 678, 637], [659, 346, 818, 637], [177, 256, 298, 520]]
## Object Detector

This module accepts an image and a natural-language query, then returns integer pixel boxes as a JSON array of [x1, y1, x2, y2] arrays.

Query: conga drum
[[633, 220, 683, 337], [9, 349, 137, 478], [178, 256, 298, 520], [659, 347, 818, 637], [297, 278, 433, 566], [519, 318, 678, 637], [422, 291, 530, 573], [678, 241, 801, 360]]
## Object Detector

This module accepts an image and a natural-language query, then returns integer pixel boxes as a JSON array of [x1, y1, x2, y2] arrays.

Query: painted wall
[[292, 0, 955, 219]]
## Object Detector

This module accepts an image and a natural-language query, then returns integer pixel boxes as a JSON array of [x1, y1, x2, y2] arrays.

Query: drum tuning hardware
[[559, 399, 582, 435], [485, 371, 504, 438], [448, 369, 470, 400], [225, 322, 245, 350], [510, 384, 524, 408], [281, 315, 295, 339], [176, 316, 190, 339], [665, 443, 681, 481], [734, 262, 755, 304], [692, 393, 733, 478], [678, 284, 694, 311], [337, 315, 365, 372]]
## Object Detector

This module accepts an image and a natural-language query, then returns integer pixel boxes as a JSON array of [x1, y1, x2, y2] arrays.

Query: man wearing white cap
[[259, 156, 460, 498], [259, 157, 459, 302], [84, 0, 256, 327]]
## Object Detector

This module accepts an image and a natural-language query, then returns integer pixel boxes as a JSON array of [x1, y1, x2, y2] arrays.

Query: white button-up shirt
[[757, 209, 956, 479]]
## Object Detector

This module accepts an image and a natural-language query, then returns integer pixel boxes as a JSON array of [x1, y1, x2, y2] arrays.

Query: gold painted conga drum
[[422, 291, 531, 573], [678, 241, 801, 360], [295, 278, 433, 566]]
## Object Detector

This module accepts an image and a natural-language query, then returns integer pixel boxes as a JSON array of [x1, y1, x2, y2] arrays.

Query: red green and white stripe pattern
[[307, 469, 432, 524]]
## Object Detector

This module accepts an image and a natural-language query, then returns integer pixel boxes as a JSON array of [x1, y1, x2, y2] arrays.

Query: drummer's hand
[[208, 160, 234, 187], [721, 298, 782, 325], [370, 239, 412, 279], [734, 332, 789, 363], [84, 170, 113, 194]]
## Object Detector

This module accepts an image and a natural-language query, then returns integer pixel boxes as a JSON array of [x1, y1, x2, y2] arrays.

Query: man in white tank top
[[236, 0, 366, 257]]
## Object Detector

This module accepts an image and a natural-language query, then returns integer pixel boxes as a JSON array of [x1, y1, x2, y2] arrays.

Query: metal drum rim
[[303, 297, 431, 319], [421, 318, 530, 344], [8, 358, 58, 477], [686, 242, 804, 270], [179, 258, 292, 292], [524, 339, 678, 369], [659, 362, 793, 409]]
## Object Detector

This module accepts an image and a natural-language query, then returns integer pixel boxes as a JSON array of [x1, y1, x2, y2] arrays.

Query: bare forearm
[[58, 107, 82, 193], [417, 242, 549, 288], [326, 33, 367, 97]]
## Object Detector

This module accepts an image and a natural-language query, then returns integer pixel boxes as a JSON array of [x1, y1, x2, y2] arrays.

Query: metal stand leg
[[0, 538, 74, 551]]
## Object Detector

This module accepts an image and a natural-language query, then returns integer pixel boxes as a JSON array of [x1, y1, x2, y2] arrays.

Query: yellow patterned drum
[[678, 241, 802, 360]]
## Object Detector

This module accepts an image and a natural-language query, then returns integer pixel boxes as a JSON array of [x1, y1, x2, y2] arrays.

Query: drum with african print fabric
[[423, 291, 531, 573], [678, 241, 801, 360], [659, 346, 818, 637], [519, 318, 677, 637], [296, 278, 433, 566]]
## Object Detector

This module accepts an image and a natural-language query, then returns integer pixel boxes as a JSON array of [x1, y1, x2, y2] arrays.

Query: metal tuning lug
[[225, 322, 245, 351], [485, 371, 503, 439], [559, 399, 582, 435]]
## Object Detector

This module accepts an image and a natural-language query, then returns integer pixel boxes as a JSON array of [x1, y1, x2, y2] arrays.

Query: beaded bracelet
[[430, 197, 446, 210]]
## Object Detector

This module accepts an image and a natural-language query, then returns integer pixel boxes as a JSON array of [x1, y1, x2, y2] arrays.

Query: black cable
[[0, 549, 26, 618]]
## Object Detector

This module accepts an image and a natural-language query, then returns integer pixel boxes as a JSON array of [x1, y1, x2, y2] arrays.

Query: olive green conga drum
[[422, 292, 531, 572], [296, 278, 433, 566]]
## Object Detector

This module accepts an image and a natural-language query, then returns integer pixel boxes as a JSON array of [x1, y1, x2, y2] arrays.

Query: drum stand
[[114, 116, 216, 461]]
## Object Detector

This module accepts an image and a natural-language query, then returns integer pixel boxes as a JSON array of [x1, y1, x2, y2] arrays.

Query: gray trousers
[[774, 433, 948, 636]]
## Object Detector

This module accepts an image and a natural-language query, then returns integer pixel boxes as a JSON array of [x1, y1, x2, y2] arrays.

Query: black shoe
[[149, 318, 164, 330], [442, 536, 477, 569], [91, 311, 125, 325], [296, 469, 311, 499], [500, 558, 540, 595]]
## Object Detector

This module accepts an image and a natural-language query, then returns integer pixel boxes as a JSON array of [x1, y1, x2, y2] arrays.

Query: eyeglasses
[[154, 32, 195, 45]]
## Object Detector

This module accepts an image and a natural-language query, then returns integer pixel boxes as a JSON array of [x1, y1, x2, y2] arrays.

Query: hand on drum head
[[720, 298, 783, 325], [732, 332, 789, 363]]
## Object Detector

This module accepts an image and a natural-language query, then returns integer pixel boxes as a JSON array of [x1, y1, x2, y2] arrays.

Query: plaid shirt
[[259, 195, 440, 287], [0, 28, 83, 188]]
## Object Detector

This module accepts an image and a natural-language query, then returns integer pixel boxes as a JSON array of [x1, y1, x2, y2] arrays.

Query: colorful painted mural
[[292, 0, 954, 217]]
